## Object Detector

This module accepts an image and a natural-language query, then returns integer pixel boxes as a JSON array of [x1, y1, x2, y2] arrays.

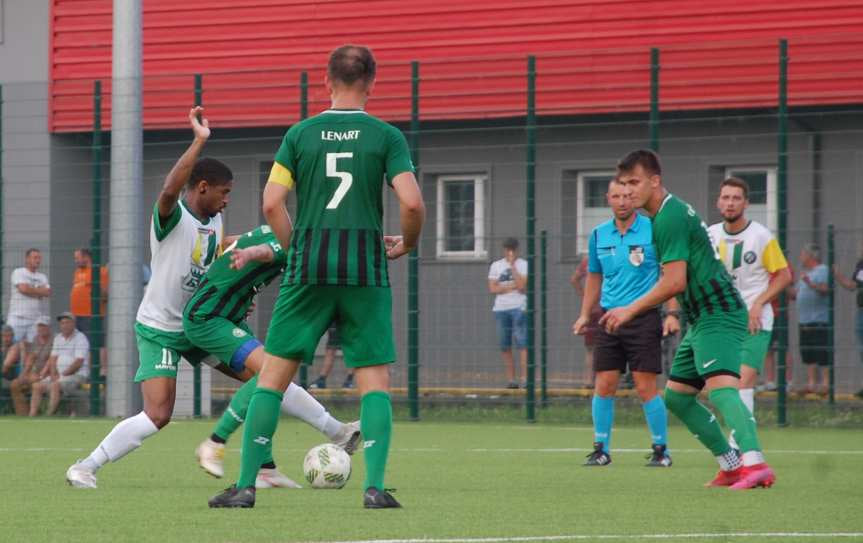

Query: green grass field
[[2, 415, 862, 543]]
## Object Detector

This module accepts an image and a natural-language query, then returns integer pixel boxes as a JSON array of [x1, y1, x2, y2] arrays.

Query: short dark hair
[[617, 149, 662, 177], [25, 248, 40, 257], [720, 177, 750, 200], [503, 237, 519, 250], [328, 45, 376, 87], [188, 157, 233, 188]]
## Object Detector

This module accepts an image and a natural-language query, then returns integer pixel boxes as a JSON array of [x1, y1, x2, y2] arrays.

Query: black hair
[[617, 149, 662, 177], [503, 237, 519, 250], [328, 45, 377, 87], [188, 157, 233, 188]]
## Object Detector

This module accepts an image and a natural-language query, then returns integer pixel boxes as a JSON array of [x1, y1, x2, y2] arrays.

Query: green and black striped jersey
[[183, 225, 286, 324], [268, 109, 414, 287]]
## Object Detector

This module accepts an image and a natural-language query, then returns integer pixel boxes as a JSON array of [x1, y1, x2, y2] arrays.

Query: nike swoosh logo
[[703, 359, 717, 368]]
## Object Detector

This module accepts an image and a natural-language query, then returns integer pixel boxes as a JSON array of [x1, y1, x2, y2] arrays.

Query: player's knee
[[663, 387, 695, 416], [145, 406, 172, 429]]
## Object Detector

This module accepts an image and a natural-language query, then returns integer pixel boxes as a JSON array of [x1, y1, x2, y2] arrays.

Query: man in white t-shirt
[[30, 312, 90, 416], [7, 248, 51, 343], [488, 237, 528, 388]]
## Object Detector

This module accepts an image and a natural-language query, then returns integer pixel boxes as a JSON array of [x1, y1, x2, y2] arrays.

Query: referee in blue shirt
[[574, 179, 679, 467]]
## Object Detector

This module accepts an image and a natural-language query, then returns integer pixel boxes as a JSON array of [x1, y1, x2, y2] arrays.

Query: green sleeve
[[653, 207, 689, 264], [385, 126, 415, 187], [262, 230, 288, 266], [273, 126, 298, 174], [153, 201, 182, 242]]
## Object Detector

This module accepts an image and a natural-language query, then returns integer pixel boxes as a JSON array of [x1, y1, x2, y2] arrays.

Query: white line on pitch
[[311, 532, 863, 543]]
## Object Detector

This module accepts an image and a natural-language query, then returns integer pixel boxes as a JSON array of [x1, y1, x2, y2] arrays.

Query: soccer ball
[[303, 443, 352, 489]]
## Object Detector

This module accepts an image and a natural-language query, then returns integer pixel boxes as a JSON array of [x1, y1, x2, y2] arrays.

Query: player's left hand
[[384, 235, 410, 260], [230, 247, 253, 270], [748, 302, 763, 334], [599, 306, 634, 334], [662, 314, 680, 336]]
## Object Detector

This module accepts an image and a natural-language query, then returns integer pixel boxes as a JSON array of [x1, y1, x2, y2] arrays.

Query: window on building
[[436, 174, 486, 259], [565, 170, 615, 256], [724, 166, 777, 232]]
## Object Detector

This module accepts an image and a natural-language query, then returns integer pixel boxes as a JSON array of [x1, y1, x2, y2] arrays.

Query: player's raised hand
[[189, 106, 210, 141], [384, 235, 410, 260]]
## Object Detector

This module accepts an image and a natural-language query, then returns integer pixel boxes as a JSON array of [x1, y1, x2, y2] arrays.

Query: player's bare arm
[[229, 244, 276, 271], [157, 106, 211, 222], [663, 297, 681, 336], [748, 267, 792, 333], [261, 181, 294, 255], [386, 172, 425, 260], [600, 260, 686, 334], [573, 271, 602, 335]]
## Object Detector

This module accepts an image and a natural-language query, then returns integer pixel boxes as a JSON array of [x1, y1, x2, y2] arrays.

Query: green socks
[[237, 387, 283, 489], [213, 376, 257, 441], [360, 391, 392, 491], [709, 386, 762, 452], [664, 388, 730, 456]]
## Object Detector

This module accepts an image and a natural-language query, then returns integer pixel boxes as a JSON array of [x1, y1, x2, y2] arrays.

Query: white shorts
[[40, 374, 86, 395], [6, 315, 37, 343]]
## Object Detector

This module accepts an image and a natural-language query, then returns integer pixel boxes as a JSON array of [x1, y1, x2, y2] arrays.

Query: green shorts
[[264, 283, 395, 368], [740, 330, 771, 373], [183, 316, 260, 372], [668, 308, 747, 390], [134, 322, 212, 382]]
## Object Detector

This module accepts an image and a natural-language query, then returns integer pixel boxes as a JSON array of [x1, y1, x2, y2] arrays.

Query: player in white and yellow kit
[[708, 177, 792, 448]]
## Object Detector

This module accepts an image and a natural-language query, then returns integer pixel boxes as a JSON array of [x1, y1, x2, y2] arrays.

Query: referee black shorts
[[594, 308, 662, 374]]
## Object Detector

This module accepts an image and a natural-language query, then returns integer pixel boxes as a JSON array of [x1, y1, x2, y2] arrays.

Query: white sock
[[81, 411, 158, 471], [281, 382, 342, 439], [716, 449, 742, 471], [739, 388, 755, 414], [742, 450, 766, 466]]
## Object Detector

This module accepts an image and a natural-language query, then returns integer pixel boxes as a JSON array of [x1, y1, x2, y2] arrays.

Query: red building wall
[[50, 0, 863, 132]]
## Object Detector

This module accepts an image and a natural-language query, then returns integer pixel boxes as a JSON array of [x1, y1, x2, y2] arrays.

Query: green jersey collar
[[657, 192, 673, 215]]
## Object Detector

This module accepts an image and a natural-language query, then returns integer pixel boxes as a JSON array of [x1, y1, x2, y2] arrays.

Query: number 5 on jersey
[[326, 152, 353, 209]]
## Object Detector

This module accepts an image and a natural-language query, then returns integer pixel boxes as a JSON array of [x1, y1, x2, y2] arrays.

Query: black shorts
[[799, 323, 830, 366], [594, 308, 662, 374]]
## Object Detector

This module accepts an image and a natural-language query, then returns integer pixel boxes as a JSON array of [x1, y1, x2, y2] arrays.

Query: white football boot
[[196, 438, 225, 478], [255, 468, 302, 489], [331, 420, 362, 455], [66, 461, 98, 489]]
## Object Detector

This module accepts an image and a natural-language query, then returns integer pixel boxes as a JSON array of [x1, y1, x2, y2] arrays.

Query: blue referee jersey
[[587, 213, 659, 310]]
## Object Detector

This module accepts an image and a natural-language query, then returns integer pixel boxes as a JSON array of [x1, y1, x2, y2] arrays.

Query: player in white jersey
[[65, 108, 235, 488], [708, 177, 791, 447]]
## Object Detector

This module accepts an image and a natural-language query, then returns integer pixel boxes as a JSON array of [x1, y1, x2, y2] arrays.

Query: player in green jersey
[[185, 225, 361, 488], [209, 45, 425, 509], [601, 150, 775, 490]]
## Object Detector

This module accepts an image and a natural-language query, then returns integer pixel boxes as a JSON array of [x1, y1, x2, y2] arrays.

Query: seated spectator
[[9, 317, 53, 415], [1, 324, 23, 379], [29, 312, 90, 416]]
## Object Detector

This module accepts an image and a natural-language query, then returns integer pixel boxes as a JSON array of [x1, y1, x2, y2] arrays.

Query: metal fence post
[[649, 48, 660, 152], [0, 85, 4, 320], [408, 61, 421, 421], [540, 230, 548, 408], [827, 224, 835, 405], [776, 39, 789, 426], [525, 55, 537, 422], [298, 70, 309, 389], [90, 80, 104, 415], [193, 73, 203, 417]]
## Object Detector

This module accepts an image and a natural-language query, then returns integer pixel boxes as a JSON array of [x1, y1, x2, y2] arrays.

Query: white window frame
[[436, 174, 487, 259], [576, 170, 616, 255], [724, 166, 777, 233]]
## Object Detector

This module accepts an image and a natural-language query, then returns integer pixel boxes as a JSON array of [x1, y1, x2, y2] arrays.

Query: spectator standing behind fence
[[488, 237, 528, 389], [70, 248, 108, 342], [762, 263, 795, 392], [7, 249, 51, 345], [833, 241, 863, 397], [792, 244, 830, 395], [573, 179, 678, 467], [9, 317, 53, 415], [571, 258, 600, 387], [29, 312, 89, 416], [1, 324, 23, 388], [311, 323, 355, 390]]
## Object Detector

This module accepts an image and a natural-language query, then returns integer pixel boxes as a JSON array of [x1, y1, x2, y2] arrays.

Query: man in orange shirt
[[70, 248, 108, 375]]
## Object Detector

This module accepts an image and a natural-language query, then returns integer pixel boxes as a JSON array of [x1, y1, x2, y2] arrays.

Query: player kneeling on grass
[[602, 150, 775, 490], [208, 44, 425, 510], [573, 179, 679, 467], [187, 225, 361, 488]]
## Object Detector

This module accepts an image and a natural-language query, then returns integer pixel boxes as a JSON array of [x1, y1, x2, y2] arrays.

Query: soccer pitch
[[2, 416, 862, 543]]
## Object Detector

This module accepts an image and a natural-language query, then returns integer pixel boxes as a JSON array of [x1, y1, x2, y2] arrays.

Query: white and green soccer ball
[[303, 443, 352, 489]]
